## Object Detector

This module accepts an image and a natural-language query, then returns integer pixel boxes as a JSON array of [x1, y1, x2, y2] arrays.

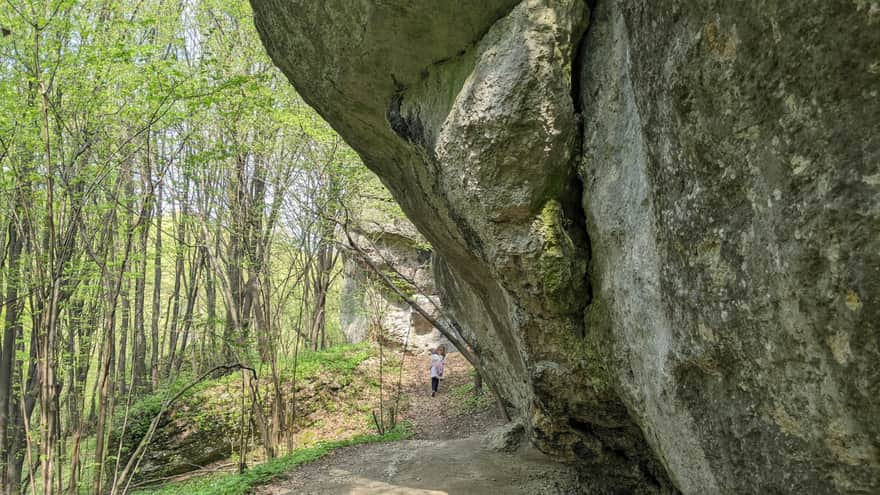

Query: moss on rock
[[537, 200, 587, 315]]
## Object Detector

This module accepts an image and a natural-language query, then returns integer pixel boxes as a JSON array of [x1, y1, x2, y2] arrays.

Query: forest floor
[[255, 352, 581, 495]]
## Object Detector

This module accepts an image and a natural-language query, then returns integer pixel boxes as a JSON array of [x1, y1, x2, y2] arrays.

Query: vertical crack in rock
[[566, 0, 597, 322], [254, 0, 880, 493], [538, 2, 678, 492]]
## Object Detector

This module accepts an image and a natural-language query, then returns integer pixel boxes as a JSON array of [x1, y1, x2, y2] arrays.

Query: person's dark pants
[[431, 377, 439, 395]]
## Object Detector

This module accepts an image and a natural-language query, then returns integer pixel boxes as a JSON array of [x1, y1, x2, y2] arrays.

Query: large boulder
[[250, 0, 880, 493], [579, 2, 879, 492]]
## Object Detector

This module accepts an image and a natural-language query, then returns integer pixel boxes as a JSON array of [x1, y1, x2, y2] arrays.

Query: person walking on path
[[429, 345, 446, 397]]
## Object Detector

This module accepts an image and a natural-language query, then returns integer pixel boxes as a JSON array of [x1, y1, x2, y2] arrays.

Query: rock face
[[339, 205, 451, 353], [114, 392, 240, 484], [487, 420, 527, 453], [250, 0, 880, 493]]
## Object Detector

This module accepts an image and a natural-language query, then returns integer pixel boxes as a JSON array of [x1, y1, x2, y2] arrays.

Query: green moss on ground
[[450, 376, 493, 415]]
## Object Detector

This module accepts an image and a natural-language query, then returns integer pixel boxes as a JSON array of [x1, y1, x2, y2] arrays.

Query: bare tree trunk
[[65, 296, 94, 495], [0, 222, 22, 493], [165, 242, 184, 376], [150, 183, 162, 389], [92, 280, 118, 495], [309, 235, 336, 351], [32, 21, 66, 491], [474, 370, 483, 396], [132, 172, 151, 392], [117, 277, 131, 396], [223, 155, 247, 361], [7, 319, 39, 495], [238, 370, 248, 473], [204, 247, 217, 369], [174, 250, 202, 372]]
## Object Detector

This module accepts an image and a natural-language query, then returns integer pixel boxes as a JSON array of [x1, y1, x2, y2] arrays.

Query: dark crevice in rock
[[386, 79, 428, 149], [565, 2, 678, 492], [568, 418, 674, 494], [565, 0, 596, 324], [571, 0, 595, 117], [448, 205, 487, 262], [561, 172, 592, 325]]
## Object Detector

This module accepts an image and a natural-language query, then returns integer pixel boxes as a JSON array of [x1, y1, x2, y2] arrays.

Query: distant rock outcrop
[[339, 200, 452, 353], [251, 0, 880, 493]]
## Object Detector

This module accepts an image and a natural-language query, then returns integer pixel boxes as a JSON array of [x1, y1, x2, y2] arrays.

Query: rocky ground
[[256, 352, 582, 495]]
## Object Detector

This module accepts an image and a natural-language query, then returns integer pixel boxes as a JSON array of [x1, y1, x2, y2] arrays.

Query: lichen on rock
[[536, 199, 587, 315], [250, 0, 880, 492]]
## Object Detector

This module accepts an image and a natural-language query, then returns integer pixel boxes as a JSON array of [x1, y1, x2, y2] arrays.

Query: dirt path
[[397, 352, 501, 440], [256, 434, 580, 495], [257, 352, 581, 495]]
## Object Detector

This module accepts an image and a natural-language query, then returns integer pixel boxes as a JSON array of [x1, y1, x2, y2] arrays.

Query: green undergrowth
[[119, 343, 374, 436], [276, 342, 373, 382], [114, 343, 379, 485], [113, 372, 220, 452], [131, 424, 411, 495], [450, 373, 492, 414]]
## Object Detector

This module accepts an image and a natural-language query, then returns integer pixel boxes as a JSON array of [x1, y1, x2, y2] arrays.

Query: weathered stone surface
[[487, 420, 526, 452], [580, 2, 880, 493], [131, 417, 233, 482], [251, 0, 880, 492], [113, 392, 240, 484]]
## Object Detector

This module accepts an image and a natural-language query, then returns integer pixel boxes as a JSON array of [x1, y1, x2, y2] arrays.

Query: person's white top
[[430, 353, 445, 379]]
